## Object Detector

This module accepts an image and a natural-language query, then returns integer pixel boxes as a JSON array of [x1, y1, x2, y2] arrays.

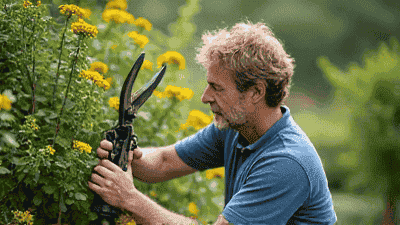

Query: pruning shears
[[91, 52, 166, 225]]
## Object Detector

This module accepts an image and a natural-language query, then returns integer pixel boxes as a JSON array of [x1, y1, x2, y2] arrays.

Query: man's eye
[[212, 85, 223, 91]]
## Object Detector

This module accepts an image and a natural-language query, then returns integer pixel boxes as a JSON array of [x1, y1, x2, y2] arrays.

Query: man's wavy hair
[[196, 20, 295, 108]]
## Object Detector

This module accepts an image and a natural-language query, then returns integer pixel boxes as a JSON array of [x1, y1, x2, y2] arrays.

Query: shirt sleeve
[[222, 157, 310, 225], [174, 123, 225, 171]]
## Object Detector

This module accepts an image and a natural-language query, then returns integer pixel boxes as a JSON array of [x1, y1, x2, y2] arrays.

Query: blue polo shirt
[[175, 106, 337, 224]]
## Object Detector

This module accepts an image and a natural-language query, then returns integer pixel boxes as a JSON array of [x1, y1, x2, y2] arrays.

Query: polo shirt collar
[[236, 105, 291, 152]]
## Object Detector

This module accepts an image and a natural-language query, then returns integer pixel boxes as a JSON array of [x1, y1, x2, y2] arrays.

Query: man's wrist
[[122, 189, 196, 224]]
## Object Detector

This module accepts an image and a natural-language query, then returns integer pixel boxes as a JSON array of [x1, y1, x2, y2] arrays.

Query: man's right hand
[[96, 139, 143, 160]]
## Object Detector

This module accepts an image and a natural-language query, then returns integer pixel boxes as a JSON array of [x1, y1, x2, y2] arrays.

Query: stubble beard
[[213, 104, 247, 132]]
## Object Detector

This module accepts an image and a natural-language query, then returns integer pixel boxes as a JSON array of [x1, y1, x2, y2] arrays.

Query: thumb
[[127, 149, 134, 175]]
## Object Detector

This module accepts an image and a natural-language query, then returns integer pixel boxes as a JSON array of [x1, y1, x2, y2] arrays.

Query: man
[[88, 21, 337, 224]]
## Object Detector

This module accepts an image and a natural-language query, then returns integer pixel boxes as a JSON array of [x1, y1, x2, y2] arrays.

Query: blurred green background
[[48, 0, 400, 224]]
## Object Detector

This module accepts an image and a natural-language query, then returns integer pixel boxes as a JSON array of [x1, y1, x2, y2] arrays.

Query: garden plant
[[0, 0, 224, 224]]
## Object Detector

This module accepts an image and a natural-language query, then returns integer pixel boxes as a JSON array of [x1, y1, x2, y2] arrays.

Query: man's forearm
[[123, 190, 197, 225], [131, 147, 166, 183]]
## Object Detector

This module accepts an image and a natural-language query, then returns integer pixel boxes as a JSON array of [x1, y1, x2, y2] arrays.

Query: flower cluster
[[108, 97, 119, 110], [153, 85, 194, 102], [102, 9, 135, 24], [0, 94, 12, 110], [73, 140, 92, 153], [178, 109, 213, 131], [141, 60, 153, 71], [46, 145, 56, 155], [23, 0, 32, 7], [134, 17, 152, 31], [206, 167, 225, 179], [106, 0, 127, 10], [23, 0, 41, 8], [89, 61, 109, 74], [188, 202, 199, 215], [71, 19, 99, 38], [157, 51, 186, 70], [30, 119, 39, 131], [59, 4, 91, 19], [128, 31, 149, 48], [79, 70, 111, 90], [12, 210, 33, 225]]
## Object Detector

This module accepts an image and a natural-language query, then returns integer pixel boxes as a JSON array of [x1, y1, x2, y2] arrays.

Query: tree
[[318, 37, 400, 224]]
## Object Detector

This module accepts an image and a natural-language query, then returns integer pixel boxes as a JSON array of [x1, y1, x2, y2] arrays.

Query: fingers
[[100, 139, 113, 150], [97, 139, 143, 160], [133, 147, 143, 160], [97, 139, 113, 159]]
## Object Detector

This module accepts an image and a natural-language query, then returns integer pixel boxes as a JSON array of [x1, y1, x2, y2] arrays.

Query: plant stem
[[53, 35, 82, 146], [58, 189, 62, 224], [31, 14, 37, 114], [52, 15, 71, 109]]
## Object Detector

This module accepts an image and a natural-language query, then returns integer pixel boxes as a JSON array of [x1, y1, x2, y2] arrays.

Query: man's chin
[[213, 118, 230, 131]]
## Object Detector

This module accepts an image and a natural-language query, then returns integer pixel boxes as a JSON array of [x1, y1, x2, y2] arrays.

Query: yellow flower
[[157, 51, 186, 70], [206, 167, 225, 179], [89, 62, 109, 74], [109, 97, 119, 110], [81, 8, 92, 19], [134, 17, 152, 31], [36, 0, 41, 7], [46, 145, 56, 155], [154, 85, 194, 102], [179, 110, 213, 131], [188, 202, 199, 215], [106, 0, 127, 10], [71, 19, 98, 38], [80, 70, 110, 89], [127, 31, 149, 48], [102, 9, 135, 24], [23, 0, 32, 8], [59, 4, 91, 19], [0, 94, 12, 110], [73, 140, 92, 153], [141, 60, 153, 71], [111, 44, 118, 50], [12, 210, 33, 224], [150, 190, 157, 197], [105, 77, 113, 87], [166, 85, 193, 101], [126, 220, 136, 225]]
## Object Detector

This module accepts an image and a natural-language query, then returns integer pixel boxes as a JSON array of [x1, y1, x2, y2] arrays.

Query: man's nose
[[201, 85, 213, 104]]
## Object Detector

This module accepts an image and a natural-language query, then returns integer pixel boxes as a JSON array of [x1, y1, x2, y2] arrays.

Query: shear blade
[[131, 65, 167, 115], [119, 52, 145, 125]]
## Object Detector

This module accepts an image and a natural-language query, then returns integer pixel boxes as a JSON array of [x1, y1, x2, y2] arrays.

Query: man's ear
[[248, 79, 266, 104]]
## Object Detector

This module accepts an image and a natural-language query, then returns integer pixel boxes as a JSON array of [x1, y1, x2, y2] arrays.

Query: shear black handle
[[104, 124, 138, 172]]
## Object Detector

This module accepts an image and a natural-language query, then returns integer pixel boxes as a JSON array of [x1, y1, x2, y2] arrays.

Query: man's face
[[201, 61, 250, 131]]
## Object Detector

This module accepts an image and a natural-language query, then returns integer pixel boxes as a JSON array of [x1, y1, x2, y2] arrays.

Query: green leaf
[[36, 109, 46, 117], [75, 192, 87, 201], [0, 167, 11, 174], [65, 198, 74, 205], [60, 193, 67, 212], [1, 133, 19, 147], [12, 157, 27, 165], [33, 194, 42, 206], [55, 161, 66, 169], [34, 171, 40, 182], [35, 95, 47, 103], [43, 185, 57, 194], [0, 112, 15, 121], [89, 212, 98, 221]]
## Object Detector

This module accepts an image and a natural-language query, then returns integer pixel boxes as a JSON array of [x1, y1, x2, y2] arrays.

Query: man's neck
[[238, 106, 283, 145]]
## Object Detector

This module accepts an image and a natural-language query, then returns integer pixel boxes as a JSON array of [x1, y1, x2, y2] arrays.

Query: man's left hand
[[88, 149, 136, 210]]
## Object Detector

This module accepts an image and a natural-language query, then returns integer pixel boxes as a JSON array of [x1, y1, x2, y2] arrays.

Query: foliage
[[316, 37, 400, 223], [0, 0, 223, 224]]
